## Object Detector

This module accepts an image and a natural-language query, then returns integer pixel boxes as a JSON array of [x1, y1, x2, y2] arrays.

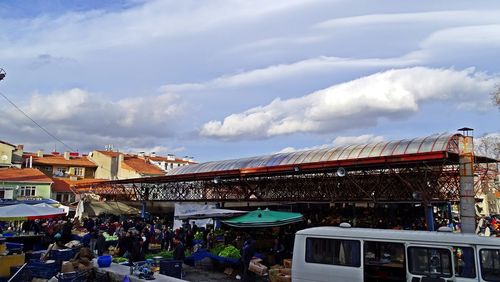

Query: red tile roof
[[30, 155, 97, 168], [0, 168, 53, 183], [122, 157, 165, 176], [148, 156, 196, 164], [52, 178, 108, 193]]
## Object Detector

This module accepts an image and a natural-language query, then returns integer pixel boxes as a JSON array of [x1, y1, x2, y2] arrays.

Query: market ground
[[182, 259, 266, 282]]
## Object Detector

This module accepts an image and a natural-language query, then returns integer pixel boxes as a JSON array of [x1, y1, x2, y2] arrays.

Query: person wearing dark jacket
[[95, 230, 107, 256], [241, 236, 256, 282], [173, 236, 185, 261]]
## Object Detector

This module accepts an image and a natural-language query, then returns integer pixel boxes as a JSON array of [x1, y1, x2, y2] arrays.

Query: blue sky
[[0, 0, 499, 162]]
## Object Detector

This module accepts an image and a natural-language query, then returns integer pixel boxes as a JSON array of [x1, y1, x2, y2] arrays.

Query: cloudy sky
[[0, 0, 499, 162]]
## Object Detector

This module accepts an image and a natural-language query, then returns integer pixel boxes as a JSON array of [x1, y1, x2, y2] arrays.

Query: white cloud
[[314, 10, 500, 29], [200, 67, 500, 140], [0, 0, 316, 59], [162, 56, 418, 92], [1, 88, 184, 151]]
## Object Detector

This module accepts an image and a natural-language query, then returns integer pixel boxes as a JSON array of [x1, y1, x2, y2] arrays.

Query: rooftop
[[0, 168, 53, 183], [0, 140, 15, 148], [28, 155, 97, 168], [122, 157, 165, 176], [52, 178, 108, 193]]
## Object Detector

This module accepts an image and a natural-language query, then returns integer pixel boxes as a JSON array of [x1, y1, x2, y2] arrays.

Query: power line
[[0, 91, 75, 152]]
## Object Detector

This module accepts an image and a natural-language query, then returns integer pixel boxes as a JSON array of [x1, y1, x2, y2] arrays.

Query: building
[[88, 150, 193, 180], [25, 150, 98, 179], [23, 150, 100, 204], [0, 168, 53, 200], [147, 153, 196, 173], [0, 140, 24, 168]]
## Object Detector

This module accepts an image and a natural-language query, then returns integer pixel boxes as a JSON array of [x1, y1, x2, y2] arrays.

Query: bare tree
[[474, 134, 499, 193], [476, 133, 500, 160]]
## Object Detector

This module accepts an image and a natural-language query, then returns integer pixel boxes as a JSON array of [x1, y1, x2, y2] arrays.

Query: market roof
[[170, 133, 468, 176], [29, 155, 97, 168], [0, 168, 53, 183]]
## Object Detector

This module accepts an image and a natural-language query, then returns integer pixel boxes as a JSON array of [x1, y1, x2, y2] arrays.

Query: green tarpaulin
[[222, 208, 303, 228]]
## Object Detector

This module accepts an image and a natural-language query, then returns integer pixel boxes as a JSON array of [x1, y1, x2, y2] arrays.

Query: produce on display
[[103, 232, 118, 241], [218, 245, 241, 259]]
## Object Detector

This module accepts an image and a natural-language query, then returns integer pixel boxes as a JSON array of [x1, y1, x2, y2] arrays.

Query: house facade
[[0, 140, 24, 168], [89, 150, 168, 179], [24, 151, 99, 204], [0, 168, 53, 200]]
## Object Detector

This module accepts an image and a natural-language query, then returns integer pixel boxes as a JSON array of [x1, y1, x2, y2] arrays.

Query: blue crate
[[50, 249, 77, 261], [27, 260, 61, 279], [56, 270, 89, 282], [5, 242, 24, 250], [159, 260, 183, 279]]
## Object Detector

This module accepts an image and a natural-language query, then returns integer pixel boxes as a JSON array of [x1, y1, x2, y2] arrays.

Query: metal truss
[[84, 161, 464, 204]]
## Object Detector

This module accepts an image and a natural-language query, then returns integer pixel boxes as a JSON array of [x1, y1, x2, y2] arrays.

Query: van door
[[406, 245, 455, 282], [477, 247, 500, 282]]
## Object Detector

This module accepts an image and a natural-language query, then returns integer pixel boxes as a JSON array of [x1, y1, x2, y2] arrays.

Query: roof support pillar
[[459, 135, 475, 234]]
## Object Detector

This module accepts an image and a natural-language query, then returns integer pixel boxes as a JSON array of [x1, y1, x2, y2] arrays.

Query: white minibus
[[292, 226, 500, 282]]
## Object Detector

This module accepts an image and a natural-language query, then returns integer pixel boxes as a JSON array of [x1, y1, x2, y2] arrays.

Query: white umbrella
[[0, 203, 66, 221]]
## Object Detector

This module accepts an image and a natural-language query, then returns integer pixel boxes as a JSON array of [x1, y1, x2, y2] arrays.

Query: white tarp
[[174, 203, 215, 229]]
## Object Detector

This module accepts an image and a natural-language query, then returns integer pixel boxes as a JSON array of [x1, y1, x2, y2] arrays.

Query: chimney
[[37, 150, 44, 158], [16, 145, 24, 151], [64, 151, 70, 160], [151, 152, 156, 157]]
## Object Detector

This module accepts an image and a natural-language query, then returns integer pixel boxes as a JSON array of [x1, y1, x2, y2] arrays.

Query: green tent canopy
[[222, 208, 304, 228]]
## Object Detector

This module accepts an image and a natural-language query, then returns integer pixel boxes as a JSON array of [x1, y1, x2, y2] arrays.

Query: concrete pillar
[[459, 135, 476, 234]]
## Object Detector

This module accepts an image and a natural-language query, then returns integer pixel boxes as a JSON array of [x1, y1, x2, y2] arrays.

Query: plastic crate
[[56, 270, 89, 282], [50, 249, 77, 262], [27, 260, 61, 279], [25, 250, 45, 262], [5, 242, 24, 250], [159, 260, 182, 279]]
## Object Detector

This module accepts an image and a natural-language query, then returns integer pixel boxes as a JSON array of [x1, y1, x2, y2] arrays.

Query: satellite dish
[[336, 167, 346, 177], [0, 155, 8, 161]]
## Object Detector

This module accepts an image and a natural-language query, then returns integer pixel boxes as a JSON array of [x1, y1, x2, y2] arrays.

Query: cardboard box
[[277, 274, 292, 282], [279, 268, 291, 275], [269, 268, 280, 282], [283, 258, 292, 268], [61, 261, 75, 273], [249, 260, 268, 276]]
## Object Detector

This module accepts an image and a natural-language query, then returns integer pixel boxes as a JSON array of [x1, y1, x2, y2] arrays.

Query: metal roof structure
[[170, 133, 463, 176], [77, 133, 497, 203]]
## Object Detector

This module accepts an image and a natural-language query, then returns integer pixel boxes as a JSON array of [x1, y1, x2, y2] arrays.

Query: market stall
[[222, 208, 303, 228]]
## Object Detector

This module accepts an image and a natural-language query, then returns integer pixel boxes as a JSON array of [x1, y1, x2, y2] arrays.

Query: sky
[[0, 0, 499, 162]]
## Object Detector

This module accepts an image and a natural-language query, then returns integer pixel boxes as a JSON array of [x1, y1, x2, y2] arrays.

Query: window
[[305, 237, 360, 267], [19, 186, 36, 197], [364, 241, 406, 280], [74, 167, 84, 176], [480, 249, 500, 281], [453, 246, 476, 278], [54, 167, 66, 177], [408, 247, 452, 278]]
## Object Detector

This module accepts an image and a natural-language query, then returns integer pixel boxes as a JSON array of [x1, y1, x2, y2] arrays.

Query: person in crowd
[[241, 235, 256, 282], [270, 237, 286, 265], [173, 236, 185, 261], [95, 230, 107, 256]]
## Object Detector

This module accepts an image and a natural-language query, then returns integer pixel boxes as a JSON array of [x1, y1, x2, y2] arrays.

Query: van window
[[408, 247, 452, 278], [480, 249, 500, 281], [364, 241, 405, 281], [453, 246, 475, 278], [305, 237, 360, 267]]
